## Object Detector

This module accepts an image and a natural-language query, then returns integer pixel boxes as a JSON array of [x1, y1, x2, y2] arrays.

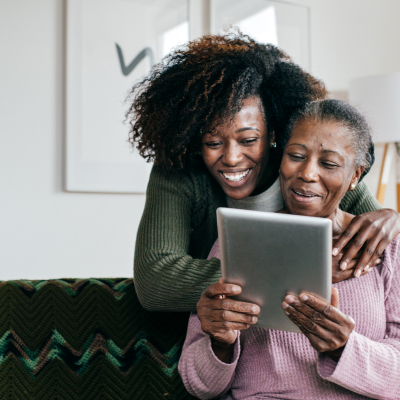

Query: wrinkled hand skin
[[331, 239, 380, 283], [282, 290, 355, 362], [197, 281, 260, 363], [333, 209, 400, 278]]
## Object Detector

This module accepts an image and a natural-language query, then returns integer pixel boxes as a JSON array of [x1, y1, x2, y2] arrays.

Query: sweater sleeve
[[318, 236, 400, 399], [340, 180, 382, 214], [178, 312, 240, 400], [134, 166, 221, 312]]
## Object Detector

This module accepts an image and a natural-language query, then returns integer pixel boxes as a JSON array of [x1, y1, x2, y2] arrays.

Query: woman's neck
[[277, 206, 355, 237], [251, 159, 280, 196], [329, 208, 355, 237]]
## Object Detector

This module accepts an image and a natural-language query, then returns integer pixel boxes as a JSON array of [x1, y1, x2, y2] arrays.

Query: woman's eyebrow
[[322, 149, 341, 156], [287, 143, 307, 149], [235, 127, 261, 133], [287, 143, 342, 157]]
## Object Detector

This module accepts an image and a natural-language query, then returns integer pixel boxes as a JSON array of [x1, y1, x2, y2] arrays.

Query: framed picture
[[66, 0, 189, 193]]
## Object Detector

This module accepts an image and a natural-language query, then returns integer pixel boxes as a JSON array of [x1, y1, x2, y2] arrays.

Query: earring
[[349, 183, 356, 191], [271, 142, 277, 148]]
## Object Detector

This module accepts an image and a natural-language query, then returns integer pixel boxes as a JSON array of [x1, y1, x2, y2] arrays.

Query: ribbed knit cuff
[[205, 331, 241, 369], [179, 329, 240, 400], [317, 330, 376, 395], [317, 330, 356, 381]]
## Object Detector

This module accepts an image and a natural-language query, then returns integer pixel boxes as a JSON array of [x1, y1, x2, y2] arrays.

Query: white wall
[[290, 0, 400, 210], [1, 0, 400, 279], [0, 0, 146, 279]]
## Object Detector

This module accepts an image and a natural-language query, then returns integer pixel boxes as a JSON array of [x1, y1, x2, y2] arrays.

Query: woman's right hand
[[197, 280, 260, 352], [332, 238, 381, 283]]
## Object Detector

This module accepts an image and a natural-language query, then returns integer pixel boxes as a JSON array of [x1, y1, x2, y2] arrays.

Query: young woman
[[127, 33, 400, 312], [179, 100, 400, 399]]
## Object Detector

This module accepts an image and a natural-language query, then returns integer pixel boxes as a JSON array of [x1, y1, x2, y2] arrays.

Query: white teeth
[[223, 169, 250, 182], [294, 190, 315, 197]]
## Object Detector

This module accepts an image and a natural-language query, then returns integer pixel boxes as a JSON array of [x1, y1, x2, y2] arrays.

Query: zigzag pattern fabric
[[0, 279, 196, 399]]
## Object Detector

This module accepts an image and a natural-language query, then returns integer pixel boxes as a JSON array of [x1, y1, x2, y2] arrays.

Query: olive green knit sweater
[[134, 165, 381, 312]]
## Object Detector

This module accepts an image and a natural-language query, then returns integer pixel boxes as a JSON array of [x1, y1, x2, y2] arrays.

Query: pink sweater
[[178, 237, 400, 400]]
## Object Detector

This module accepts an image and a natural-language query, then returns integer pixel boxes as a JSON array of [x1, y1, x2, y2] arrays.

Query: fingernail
[[299, 293, 309, 301], [364, 264, 369, 272], [284, 311, 290, 316], [332, 248, 338, 256], [252, 316, 257, 323], [251, 306, 259, 314], [282, 301, 289, 309], [340, 262, 347, 271], [285, 295, 295, 304], [355, 269, 361, 278]]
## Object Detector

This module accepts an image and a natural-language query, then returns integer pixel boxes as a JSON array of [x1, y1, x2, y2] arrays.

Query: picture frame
[[65, 0, 189, 193]]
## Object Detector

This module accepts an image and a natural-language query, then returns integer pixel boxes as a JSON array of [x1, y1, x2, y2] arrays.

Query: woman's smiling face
[[201, 96, 273, 200], [280, 119, 364, 218]]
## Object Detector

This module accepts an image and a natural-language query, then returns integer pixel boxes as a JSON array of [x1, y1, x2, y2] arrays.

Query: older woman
[[179, 100, 400, 399], [127, 32, 400, 312]]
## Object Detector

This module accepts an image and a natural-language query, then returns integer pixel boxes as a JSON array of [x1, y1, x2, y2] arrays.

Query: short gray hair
[[283, 99, 374, 181]]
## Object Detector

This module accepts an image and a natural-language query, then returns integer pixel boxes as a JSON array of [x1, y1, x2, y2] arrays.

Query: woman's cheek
[[279, 158, 295, 179]]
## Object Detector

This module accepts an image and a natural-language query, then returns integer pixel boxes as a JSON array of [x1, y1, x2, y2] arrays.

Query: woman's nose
[[222, 143, 243, 166], [300, 162, 318, 181]]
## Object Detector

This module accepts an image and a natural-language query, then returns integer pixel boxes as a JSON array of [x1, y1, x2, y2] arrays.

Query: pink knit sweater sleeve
[[178, 312, 240, 400], [318, 237, 400, 399]]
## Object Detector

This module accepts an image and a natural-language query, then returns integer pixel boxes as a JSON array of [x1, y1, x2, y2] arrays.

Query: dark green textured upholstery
[[0, 279, 196, 399]]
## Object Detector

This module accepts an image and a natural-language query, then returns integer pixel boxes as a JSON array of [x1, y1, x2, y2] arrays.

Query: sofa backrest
[[0, 279, 196, 399]]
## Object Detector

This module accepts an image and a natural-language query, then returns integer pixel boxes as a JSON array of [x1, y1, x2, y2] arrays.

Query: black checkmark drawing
[[115, 44, 155, 76]]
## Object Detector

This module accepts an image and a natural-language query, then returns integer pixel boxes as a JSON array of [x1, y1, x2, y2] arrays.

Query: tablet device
[[217, 208, 332, 333]]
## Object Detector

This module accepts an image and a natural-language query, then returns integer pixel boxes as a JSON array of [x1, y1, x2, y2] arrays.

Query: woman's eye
[[241, 138, 258, 145], [289, 154, 305, 161], [321, 162, 338, 169], [204, 142, 222, 148]]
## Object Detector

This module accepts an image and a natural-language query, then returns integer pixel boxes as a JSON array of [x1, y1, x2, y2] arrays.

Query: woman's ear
[[270, 131, 276, 148], [349, 166, 365, 191]]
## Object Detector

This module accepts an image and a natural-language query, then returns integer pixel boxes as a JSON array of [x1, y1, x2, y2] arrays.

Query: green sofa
[[0, 279, 196, 399]]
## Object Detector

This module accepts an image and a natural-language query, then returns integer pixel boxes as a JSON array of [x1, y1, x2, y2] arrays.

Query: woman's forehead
[[207, 97, 266, 129], [289, 119, 353, 152]]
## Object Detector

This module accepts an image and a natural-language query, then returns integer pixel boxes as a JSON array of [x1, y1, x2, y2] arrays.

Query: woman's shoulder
[[148, 164, 209, 196], [379, 234, 400, 298], [149, 164, 225, 205], [381, 234, 400, 265]]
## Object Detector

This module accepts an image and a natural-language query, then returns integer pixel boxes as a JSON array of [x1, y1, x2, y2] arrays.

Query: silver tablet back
[[217, 208, 332, 333]]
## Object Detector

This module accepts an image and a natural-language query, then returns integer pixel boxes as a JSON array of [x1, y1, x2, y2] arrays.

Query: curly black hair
[[126, 32, 328, 170]]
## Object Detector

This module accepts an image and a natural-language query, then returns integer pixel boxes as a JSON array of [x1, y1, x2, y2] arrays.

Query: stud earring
[[349, 183, 356, 191], [271, 142, 277, 148]]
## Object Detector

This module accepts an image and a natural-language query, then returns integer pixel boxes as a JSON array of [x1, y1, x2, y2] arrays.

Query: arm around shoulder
[[340, 180, 382, 215], [134, 166, 221, 312]]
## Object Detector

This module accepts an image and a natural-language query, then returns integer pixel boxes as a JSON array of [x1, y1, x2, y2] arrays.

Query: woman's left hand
[[282, 289, 355, 361], [332, 209, 400, 278]]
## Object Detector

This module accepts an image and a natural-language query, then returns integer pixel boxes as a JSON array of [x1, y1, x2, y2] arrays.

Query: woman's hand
[[331, 239, 380, 283], [282, 289, 355, 361], [197, 280, 260, 362], [333, 209, 400, 278]]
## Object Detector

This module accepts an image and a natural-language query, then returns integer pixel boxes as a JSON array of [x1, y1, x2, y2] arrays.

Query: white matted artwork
[[66, 0, 189, 193], [210, 0, 310, 71]]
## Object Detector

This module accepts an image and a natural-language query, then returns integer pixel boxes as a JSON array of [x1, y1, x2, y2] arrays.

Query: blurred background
[[1, 0, 400, 280]]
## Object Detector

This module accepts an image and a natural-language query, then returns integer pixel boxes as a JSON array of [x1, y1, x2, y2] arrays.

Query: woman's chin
[[224, 186, 254, 200], [286, 200, 323, 217], [218, 174, 257, 200]]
